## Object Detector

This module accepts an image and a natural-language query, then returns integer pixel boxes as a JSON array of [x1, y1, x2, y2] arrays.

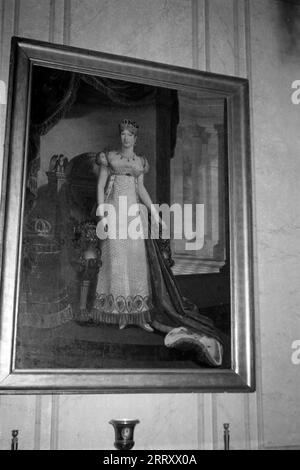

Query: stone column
[[195, 124, 209, 217], [213, 124, 226, 264], [198, 125, 219, 258]]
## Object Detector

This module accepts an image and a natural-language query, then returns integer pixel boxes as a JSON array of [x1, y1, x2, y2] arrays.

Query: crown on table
[[119, 119, 139, 135], [26, 217, 52, 237]]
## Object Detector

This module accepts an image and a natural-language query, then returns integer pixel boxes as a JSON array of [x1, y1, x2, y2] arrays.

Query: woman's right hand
[[151, 211, 168, 232]]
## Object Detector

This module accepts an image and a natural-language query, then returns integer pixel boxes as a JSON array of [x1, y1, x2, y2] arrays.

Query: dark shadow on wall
[[277, 0, 300, 58]]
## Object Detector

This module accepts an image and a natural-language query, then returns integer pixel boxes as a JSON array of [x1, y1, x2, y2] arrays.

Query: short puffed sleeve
[[96, 151, 109, 167], [142, 156, 149, 174]]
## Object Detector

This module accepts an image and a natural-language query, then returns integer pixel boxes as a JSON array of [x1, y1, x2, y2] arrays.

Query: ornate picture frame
[[0, 37, 255, 393]]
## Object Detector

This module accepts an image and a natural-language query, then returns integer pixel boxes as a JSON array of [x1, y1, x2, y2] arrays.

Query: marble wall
[[0, 0, 299, 449]]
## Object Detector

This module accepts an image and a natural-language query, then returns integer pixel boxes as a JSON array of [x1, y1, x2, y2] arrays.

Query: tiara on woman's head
[[119, 119, 139, 135]]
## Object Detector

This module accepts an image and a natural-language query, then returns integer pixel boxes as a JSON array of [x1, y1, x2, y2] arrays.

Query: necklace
[[120, 151, 135, 162]]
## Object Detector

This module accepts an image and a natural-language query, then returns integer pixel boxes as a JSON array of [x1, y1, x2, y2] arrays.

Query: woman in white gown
[[92, 119, 154, 332], [91, 119, 223, 367]]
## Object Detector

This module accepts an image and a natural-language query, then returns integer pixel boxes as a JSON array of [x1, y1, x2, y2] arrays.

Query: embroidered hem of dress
[[90, 308, 152, 327], [94, 293, 152, 314]]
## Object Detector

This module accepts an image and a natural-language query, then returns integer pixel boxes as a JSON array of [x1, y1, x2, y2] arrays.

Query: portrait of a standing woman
[[90, 119, 223, 366], [16, 65, 230, 371]]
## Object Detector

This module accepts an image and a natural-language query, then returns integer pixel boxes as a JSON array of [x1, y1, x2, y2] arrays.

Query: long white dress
[[91, 151, 152, 328]]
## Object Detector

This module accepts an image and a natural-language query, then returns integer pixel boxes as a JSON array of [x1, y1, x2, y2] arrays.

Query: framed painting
[[0, 37, 255, 392]]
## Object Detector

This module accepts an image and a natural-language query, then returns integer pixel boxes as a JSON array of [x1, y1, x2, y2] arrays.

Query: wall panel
[[234, 0, 247, 77], [56, 394, 199, 450], [191, 0, 206, 70], [0, 0, 16, 177], [0, 395, 36, 449], [249, 0, 300, 448], [49, 0, 65, 44], [18, 0, 51, 40], [69, 0, 193, 67], [207, 0, 235, 75], [213, 394, 249, 449]]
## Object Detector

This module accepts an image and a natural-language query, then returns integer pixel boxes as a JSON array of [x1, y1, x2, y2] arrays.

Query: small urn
[[109, 419, 140, 450]]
